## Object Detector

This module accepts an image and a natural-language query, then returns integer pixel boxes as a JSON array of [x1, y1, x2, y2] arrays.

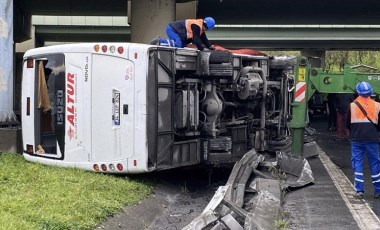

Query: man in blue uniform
[[151, 17, 215, 51], [346, 82, 380, 198]]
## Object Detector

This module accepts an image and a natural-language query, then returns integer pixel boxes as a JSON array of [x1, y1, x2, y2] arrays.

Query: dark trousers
[[336, 111, 349, 138], [328, 102, 337, 129]]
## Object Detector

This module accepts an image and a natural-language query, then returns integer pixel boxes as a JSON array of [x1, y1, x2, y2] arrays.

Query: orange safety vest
[[350, 97, 380, 124], [185, 19, 205, 39]]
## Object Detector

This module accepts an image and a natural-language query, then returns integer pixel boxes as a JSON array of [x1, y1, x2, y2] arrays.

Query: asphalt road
[[96, 114, 380, 230], [309, 115, 380, 217], [95, 167, 231, 230]]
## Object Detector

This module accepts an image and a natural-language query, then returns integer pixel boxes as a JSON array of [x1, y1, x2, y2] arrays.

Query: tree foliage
[[325, 51, 380, 72], [266, 50, 380, 73]]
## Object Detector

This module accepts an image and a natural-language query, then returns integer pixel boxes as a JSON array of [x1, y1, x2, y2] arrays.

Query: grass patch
[[274, 218, 289, 230], [0, 153, 152, 230]]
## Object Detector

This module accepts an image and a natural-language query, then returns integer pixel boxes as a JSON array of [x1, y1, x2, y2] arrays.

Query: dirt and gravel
[[95, 167, 231, 230]]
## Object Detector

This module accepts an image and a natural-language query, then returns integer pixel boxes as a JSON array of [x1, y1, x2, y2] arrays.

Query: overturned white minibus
[[22, 43, 293, 173]]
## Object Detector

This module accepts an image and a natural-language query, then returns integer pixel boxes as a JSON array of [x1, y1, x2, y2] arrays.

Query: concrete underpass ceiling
[[15, 0, 129, 16], [14, 0, 380, 50], [16, 0, 380, 24], [35, 25, 130, 44], [198, 0, 380, 24], [32, 22, 380, 50], [15, 0, 195, 16]]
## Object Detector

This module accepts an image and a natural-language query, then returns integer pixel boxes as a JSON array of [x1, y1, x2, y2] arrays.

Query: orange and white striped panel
[[295, 82, 306, 102]]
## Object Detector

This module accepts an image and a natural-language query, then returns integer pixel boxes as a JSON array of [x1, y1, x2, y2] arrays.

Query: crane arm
[[290, 57, 380, 156]]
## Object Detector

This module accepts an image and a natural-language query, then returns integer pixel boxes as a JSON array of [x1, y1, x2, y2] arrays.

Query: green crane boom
[[290, 57, 380, 156]]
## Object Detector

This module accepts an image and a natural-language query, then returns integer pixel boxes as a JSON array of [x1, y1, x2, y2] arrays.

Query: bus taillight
[[94, 44, 100, 52], [101, 164, 107, 171], [117, 163, 123, 171], [26, 144, 34, 154], [117, 46, 124, 54], [93, 164, 100, 172], [101, 45, 107, 53], [27, 59, 34, 68], [109, 164, 115, 171], [109, 46, 115, 53]]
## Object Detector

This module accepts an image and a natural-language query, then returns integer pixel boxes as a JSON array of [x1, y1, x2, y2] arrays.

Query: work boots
[[354, 192, 364, 199]]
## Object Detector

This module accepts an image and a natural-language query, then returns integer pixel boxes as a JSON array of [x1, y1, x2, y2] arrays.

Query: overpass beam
[[0, 0, 16, 123], [130, 0, 176, 44]]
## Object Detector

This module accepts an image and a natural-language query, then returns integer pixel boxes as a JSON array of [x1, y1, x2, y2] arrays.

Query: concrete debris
[[183, 149, 314, 230], [182, 210, 218, 230], [221, 214, 243, 230], [202, 185, 229, 214], [303, 141, 319, 158], [277, 151, 305, 176], [250, 178, 281, 200], [245, 191, 280, 230]]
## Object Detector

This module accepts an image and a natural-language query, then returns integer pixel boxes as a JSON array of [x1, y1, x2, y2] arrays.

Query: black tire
[[209, 51, 232, 64]]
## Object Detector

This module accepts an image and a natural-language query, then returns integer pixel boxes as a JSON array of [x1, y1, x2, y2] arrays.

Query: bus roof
[[23, 42, 158, 58]]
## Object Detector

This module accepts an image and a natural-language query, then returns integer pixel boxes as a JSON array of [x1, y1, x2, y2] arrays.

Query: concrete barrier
[[0, 127, 22, 153]]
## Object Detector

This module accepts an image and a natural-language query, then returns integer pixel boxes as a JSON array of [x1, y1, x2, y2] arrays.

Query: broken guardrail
[[183, 143, 317, 230]]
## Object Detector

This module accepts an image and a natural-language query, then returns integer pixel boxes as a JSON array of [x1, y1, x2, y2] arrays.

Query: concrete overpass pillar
[[176, 1, 197, 20], [301, 49, 326, 68], [0, 0, 22, 154], [130, 0, 176, 44], [0, 0, 16, 123]]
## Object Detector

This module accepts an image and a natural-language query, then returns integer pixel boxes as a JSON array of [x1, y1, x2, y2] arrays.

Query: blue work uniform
[[346, 96, 380, 194], [164, 19, 212, 50]]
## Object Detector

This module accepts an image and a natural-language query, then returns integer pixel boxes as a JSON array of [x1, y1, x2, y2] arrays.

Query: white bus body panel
[[91, 55, 135, 161], [64, 53, 87, 163], [21, 61, 35, 154], [125, 44, 150, 173], [22, 43, 150, 173]]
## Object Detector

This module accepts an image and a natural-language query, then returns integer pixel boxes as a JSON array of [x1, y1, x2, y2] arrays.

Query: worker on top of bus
[[151, 17, 216, 51], [346, 82, 380, 199]]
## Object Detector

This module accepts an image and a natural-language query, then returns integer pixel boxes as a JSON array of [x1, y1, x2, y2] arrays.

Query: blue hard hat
[[356, 82, 373, 97], [204, 17, 215, 30]]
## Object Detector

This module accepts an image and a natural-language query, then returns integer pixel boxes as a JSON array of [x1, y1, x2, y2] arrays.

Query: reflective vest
[[349, 96, 380, 142], [185, 19, 204, 39], [350, 97, 380, 124]]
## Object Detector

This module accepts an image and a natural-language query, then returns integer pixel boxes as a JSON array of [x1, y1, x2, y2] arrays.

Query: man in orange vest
[[153, 17, 215, 51], [346, 82, 380, 199]]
